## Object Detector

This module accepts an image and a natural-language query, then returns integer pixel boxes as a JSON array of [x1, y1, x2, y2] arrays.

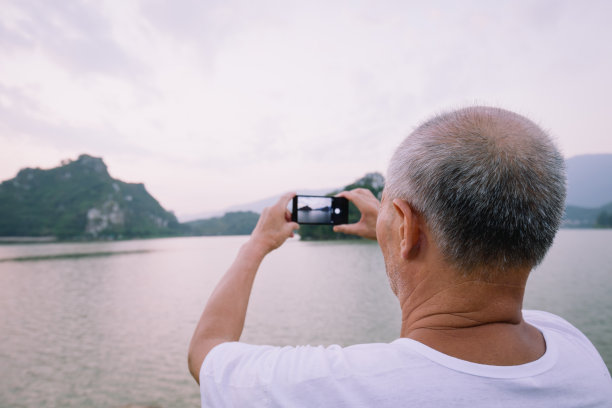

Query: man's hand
[[333, 188, 380, 241], [249, 192, 300, 255]]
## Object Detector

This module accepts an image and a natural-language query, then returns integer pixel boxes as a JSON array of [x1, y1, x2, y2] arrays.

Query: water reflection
[[0, 231, 610, 407], [0, 249, 153, 263], [296, 209, 331, 224]]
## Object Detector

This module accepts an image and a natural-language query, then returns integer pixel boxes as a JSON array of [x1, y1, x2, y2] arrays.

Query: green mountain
[[180, 173, 384, 240], [291, 170, 612, 235], [0, 154, 181, 239], [563, 202, 612, 228], [298, 172, 385, 240], [563, 205, 601, 228], [561, 153, 612, 228], [566, 154, 612, 207], [3, 152, 609, 242], [596, 208, 612, 227]]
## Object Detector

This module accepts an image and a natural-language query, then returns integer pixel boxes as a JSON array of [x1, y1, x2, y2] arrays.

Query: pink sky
[[1, 0, 611, 217]]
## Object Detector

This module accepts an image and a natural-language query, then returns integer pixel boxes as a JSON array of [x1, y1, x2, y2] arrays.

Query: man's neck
[[397, 265, 545, 365]]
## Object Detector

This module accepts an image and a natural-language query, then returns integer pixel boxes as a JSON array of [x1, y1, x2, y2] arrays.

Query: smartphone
[[291, 195, 349, 225]]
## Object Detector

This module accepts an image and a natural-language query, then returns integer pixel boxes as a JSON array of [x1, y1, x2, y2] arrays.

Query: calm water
[[0, 230, 611, 407], [296, 209, 331, 224]]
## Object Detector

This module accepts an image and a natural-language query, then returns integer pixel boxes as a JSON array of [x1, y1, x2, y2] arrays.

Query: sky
[[1, 0, 611, 218]]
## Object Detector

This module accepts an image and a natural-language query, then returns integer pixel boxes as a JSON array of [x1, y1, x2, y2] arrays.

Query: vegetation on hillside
[[596, 210, 612, 227], [2, 152, 611, 242], [564, 202, 612, 228], [0, 155, 181, 239], [184, 211, 260, 236]]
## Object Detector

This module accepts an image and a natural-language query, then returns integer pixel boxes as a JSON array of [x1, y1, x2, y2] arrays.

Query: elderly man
[[188, 106, 612, 406]]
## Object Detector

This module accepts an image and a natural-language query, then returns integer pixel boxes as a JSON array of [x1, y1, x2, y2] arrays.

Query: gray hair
[[385, 106, 566, 275]]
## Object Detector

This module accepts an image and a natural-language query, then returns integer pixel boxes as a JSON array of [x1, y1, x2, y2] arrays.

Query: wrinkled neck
[[398, 268, 529, 338]]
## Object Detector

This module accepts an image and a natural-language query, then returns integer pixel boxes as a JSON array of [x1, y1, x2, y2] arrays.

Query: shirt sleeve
[[198, 341, 360, 407], [199, 342, 272, 407]]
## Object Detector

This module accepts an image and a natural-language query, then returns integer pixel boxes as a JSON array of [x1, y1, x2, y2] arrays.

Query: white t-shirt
[[200, 310, 612, 407]]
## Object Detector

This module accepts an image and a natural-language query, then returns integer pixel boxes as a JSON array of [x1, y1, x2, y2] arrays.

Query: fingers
[[336, 188, 377, 205], [333, 224, 360, 234], [276, 192, 296, 210], [261, 194, 299, 232], [335, 190, 358, 201], [333, 224, 350, 234], [333, 188, 379, 241], [335, 190, 349, 198], [285, 221, 299, 235]]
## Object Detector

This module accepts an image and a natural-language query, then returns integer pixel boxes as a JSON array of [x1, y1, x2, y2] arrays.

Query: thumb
[[285, 222, 299, 234], [333, 224, 350, 234]]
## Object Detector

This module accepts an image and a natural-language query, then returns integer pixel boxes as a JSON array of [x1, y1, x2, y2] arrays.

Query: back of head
[[386, 106, 566, 277]]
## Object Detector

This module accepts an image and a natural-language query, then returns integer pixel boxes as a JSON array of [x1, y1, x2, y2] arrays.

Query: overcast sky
[[1, 0, 611, 217]]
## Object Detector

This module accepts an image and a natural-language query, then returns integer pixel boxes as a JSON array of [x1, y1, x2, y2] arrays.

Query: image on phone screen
[[291, 195, 348, 225]]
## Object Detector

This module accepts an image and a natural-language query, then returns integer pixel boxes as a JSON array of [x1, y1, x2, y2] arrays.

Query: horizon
[[2, 152, 611, 220], [2, 1, 612, 215]]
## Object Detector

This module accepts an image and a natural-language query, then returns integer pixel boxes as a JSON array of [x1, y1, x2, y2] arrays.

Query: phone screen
[[291, 195, 349, 225]]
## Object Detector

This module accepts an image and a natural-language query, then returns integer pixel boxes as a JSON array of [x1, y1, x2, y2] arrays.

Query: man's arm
[[187, 192, 299, 384]]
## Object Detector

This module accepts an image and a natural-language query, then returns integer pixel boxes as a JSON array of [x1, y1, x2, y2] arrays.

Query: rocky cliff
[[0, 154, 180, 239]]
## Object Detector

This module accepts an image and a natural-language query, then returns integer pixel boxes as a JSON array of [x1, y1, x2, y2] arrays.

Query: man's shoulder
[[207, 340, 417, 365], [523, 309, 586, 338], [201, 341, 451, 407], [208, 340, 413, 360], [202, 340, 426, 386], [523, 309, 608, 367]]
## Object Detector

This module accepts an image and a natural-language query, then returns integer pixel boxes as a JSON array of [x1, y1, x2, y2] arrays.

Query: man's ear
[[392, 199, 421, 260]]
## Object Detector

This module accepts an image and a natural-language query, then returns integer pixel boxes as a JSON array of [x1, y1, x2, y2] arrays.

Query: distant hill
[[562, 153, 612, 228], [179, 188, 333, 222], [563, 205, 601, 228], [0, 155, 181, 239], [182, 172, 385, 240], [180, 152, 612, 233], [2, 152, 609, 241], [566, 154, 612, 207], [596, 206, 612, 227], [180, 174, 384, 239], [563, 202, 612, 228], [184, 211, 259, 236], [181, 153, 612, 235]]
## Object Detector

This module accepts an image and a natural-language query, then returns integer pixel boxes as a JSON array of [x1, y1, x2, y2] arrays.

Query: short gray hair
[[385, 106, 566, 275]]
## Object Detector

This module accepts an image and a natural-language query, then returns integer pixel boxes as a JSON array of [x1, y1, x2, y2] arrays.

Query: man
[[188, 106, 612, 406]]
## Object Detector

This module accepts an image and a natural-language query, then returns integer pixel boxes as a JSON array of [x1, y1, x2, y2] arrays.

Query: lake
[[1, 230, 611, 407]]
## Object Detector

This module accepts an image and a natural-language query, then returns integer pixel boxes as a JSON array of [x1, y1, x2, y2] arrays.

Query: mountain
[[563, 205, 601, 228], [179, 188, 333, 222], [2, 152, 609, 241], [596, 206, 612, 227], [179, 174, 384, 239], [563, 202, 612, 228], [0, 154, 181, 239], [180, 152, 612, 237], [561, 153, 612, 228], [566, 154, 612, 207]]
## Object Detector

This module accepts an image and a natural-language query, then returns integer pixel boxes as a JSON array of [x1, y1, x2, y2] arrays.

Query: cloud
[[1, 0, 611, 215], [0, 0, 142, 76]]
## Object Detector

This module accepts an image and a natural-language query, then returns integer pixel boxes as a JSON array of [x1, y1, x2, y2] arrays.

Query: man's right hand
[[248, 192, 299, 256], [333, 188, 380, 241]]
